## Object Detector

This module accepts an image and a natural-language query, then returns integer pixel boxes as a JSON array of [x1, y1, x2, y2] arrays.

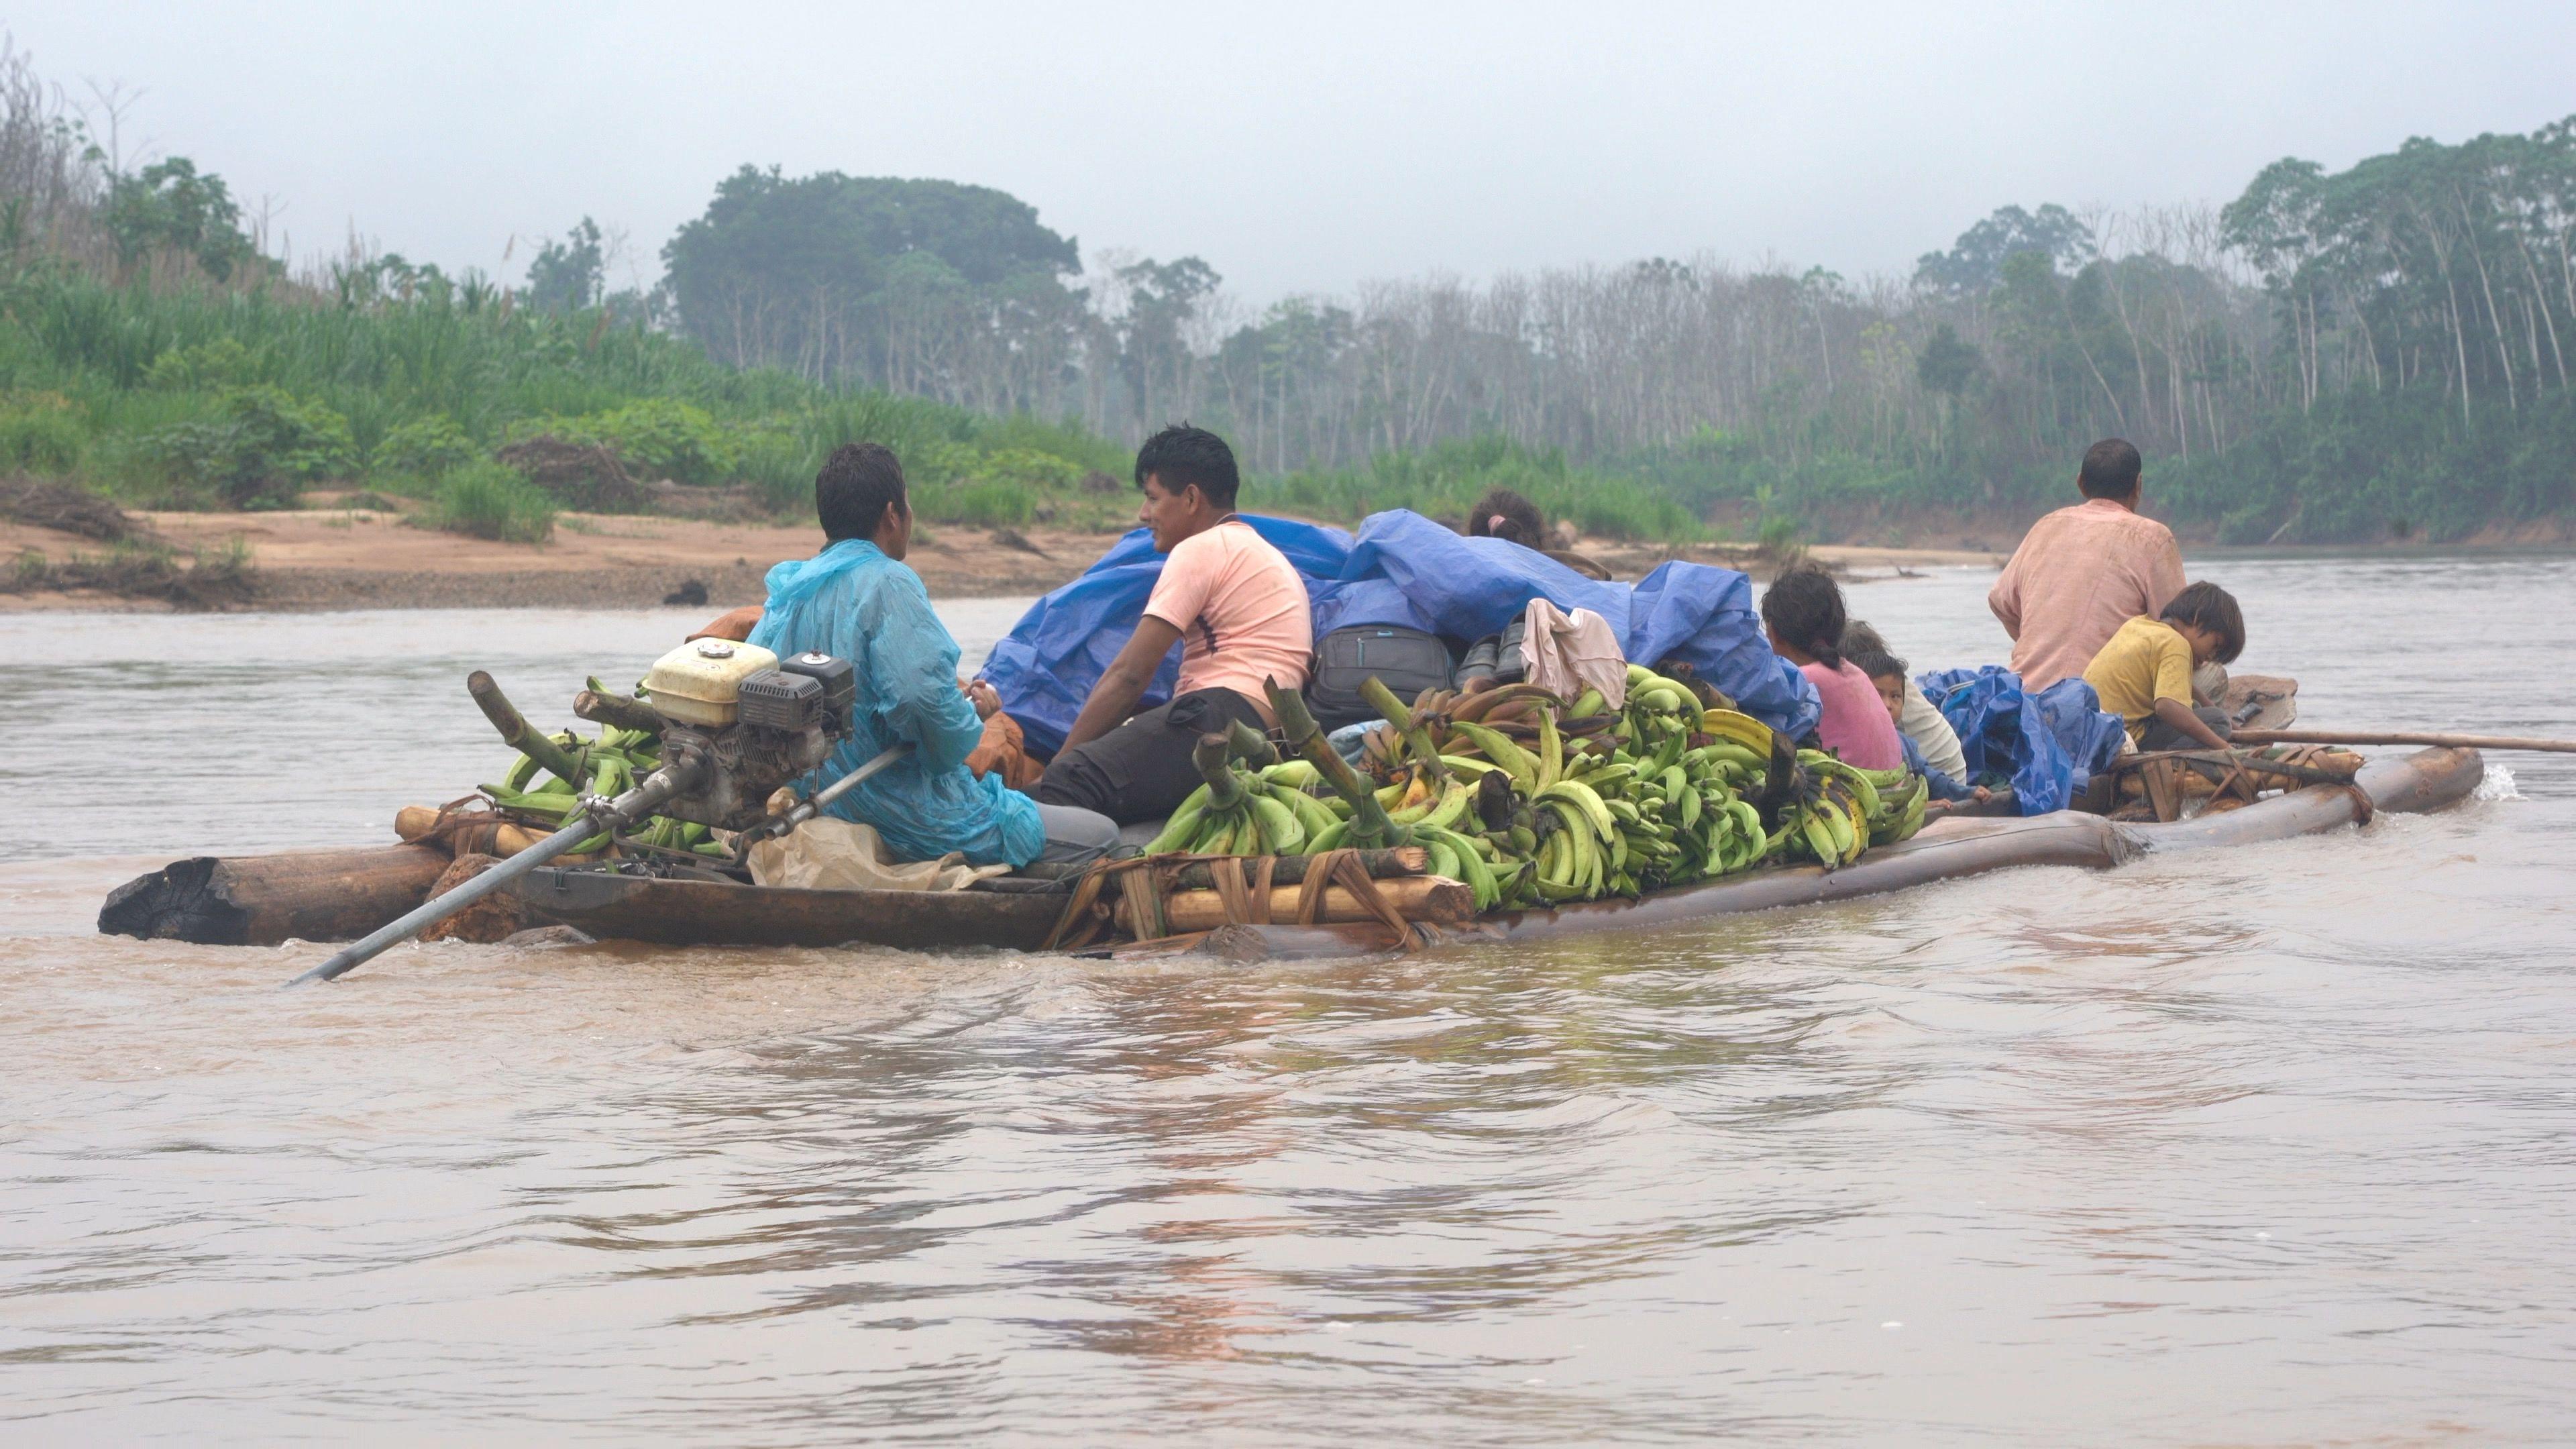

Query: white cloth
[[1898, 684, 1969, 780], [746, 816, 1011, 892], [1519, 598, 1629, 710]]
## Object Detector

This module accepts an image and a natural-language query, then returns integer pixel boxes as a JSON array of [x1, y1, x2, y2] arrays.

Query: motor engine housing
[[639, 641, 856, 830]]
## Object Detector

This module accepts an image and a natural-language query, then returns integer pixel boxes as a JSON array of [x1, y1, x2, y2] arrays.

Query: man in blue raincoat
[[748, 444, 1118, 867]]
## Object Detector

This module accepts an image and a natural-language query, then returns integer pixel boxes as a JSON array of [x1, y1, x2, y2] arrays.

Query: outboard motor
[[291, 642, 873, 986], [639, 640, 857, 829]]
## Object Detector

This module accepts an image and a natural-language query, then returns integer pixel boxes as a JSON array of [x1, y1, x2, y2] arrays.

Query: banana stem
[[1194, 733, 1249, 811], [1358, 676, 1450, 787], [1356, 676, 1417, 731], [572, 688, 665, 737], [1224, 718, 1279, 768], [1267, 680, 1412, 848], [468, 671, 586, 788]]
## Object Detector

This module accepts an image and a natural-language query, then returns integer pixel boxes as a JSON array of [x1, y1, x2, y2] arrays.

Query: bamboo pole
[[2229, 729, 2576, 755], [1163, 848, 1426, 892]]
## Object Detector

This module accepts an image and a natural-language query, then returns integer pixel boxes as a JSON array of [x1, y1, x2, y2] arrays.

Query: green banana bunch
[[483, 724, 730, 859], [1774, 767, 1871, 870], [1134, 668, 1942, 912], [1142, 759, 1342, 856]]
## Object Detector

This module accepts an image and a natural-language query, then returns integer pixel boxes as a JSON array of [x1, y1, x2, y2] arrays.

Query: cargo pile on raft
[[1148, 673, 1921, 906], [97, 632, 2495, 971]]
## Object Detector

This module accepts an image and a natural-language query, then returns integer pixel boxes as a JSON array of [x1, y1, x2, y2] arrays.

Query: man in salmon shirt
[[1035, 425, 1313, 824], [1988, 438, 2187, 691]]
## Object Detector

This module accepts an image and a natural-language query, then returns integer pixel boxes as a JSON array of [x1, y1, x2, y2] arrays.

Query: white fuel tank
[[643, 637, 779, 727]]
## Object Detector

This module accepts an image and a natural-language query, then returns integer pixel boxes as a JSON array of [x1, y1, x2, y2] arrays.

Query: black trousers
[[1034, 688, 1272, 824], [2139, 704, 2235, 752]]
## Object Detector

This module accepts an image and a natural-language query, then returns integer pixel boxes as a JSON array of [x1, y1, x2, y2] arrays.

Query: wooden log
[[2230, 729, 2576, 755], [99, 845, 451, 946], [1163, 848, 1426, 892], [1119, 874, 1476, 934], [394, 807, 596, 863]]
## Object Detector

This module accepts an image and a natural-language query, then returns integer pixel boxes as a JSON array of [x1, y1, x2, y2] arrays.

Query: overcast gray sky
[[13, 1, 2572, 304]]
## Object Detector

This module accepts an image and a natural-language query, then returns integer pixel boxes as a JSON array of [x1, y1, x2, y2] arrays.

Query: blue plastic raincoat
[[749, 539, 1042, 867]]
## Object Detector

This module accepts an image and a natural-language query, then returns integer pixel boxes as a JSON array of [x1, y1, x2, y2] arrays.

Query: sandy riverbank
[[0, 506, 2004, 613]]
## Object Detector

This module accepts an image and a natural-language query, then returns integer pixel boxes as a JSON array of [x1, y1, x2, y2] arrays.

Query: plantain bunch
[[1131, 659, 1936, 914], [1358, 663, 1935, 901], [481, 724, 730, 858], [1142, 758, 1346, 859]]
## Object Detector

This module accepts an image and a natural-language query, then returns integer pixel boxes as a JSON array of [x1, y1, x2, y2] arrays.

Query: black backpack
[[1305, 625, 1456, 731]]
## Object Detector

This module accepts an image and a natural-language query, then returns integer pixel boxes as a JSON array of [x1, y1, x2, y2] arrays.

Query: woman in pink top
[[1759, 563, 1905, 770]]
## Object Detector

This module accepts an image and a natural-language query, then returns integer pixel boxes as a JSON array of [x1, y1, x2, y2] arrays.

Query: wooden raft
[[1044, 847, 1470, 953]]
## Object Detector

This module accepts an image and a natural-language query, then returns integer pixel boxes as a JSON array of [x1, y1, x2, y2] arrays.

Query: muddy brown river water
[[5, 557, 2573, 1444]]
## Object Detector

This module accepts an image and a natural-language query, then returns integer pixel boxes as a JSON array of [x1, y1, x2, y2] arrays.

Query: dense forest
[[0, 35, 2569, 545]]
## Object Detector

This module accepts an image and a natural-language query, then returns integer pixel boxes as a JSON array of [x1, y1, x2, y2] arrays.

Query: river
[[5, 555, 2572, 1444]]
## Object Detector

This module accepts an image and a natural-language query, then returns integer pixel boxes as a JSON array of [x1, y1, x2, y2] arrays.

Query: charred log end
[[99, 857, 250, 945], [98, 845, 450, 946]]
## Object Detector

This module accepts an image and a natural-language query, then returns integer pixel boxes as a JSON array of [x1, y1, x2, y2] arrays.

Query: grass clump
[[422, 461, 555, 543], [914, 478, 1034, 529]]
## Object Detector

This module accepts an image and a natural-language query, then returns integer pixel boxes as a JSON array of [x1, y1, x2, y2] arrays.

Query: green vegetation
[[422, 462, 557, 543], [0, 258, 1134, 527], [3, 28, 2569, 548]]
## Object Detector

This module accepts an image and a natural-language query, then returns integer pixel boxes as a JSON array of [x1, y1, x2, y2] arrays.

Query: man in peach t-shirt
[[1988, 437, 2187, 691], [1036, 426, 1313, 824]]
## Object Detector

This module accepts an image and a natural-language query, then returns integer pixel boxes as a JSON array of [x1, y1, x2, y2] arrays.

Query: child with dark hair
[[1849, 647, 1990, 807], [2083, 580, 2247, 751], [1841, 619, 1968, 781], [1760, 563, 1904, 769]]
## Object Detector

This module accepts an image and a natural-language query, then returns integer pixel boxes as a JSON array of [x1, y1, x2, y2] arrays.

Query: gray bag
[[1305, 625, 1455, 730]]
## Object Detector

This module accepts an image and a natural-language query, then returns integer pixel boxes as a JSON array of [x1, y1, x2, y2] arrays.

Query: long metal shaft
[[728, 743, 914, 861], [2229, 728, 2576, 755], [287, 767, 690, 987], [796, 742, 914, 820]]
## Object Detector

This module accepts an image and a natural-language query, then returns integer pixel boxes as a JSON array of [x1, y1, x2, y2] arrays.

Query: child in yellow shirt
[[2082, 581, 2245, 751]]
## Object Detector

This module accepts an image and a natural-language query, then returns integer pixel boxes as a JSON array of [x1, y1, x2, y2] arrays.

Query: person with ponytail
[[1464, 488, 1613, 581], [1759, 561, 1905, 769]]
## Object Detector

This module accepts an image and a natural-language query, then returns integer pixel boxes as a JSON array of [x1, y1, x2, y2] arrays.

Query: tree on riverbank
[[0, 28, 2568, 545]]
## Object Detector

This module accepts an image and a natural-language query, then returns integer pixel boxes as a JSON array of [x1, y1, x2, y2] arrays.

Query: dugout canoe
[[498, 745, 2484, 957]]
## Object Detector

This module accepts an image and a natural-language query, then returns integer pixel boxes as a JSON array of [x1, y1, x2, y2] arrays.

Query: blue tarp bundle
[[1919, 666, 2128, 815], [980, 508, 1820, 758]]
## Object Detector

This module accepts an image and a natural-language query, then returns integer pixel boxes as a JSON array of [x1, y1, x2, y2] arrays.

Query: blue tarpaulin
[[975, 516, 1352, 759], [1919, 665, 2127, 816], [979, 508, 1820, 757]]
